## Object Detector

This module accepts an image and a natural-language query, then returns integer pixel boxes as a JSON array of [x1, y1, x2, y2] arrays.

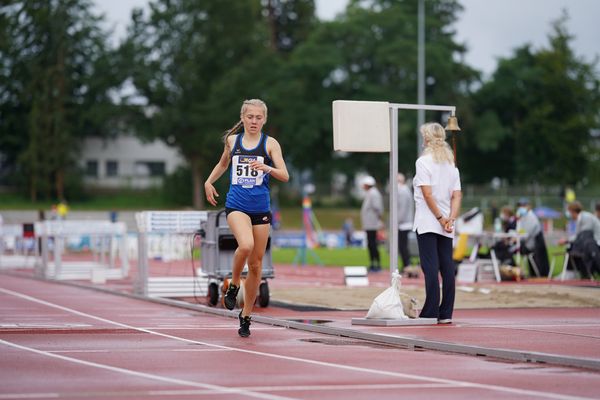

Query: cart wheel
[[257, 281, 269, 307], [208, 283, 219, 306]]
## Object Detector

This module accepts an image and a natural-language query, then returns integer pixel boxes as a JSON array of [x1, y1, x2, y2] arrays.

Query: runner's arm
[[204, 141, 232, 206]]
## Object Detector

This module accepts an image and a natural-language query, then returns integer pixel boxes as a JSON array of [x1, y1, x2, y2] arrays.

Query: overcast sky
[[95, 0, 600, 77]]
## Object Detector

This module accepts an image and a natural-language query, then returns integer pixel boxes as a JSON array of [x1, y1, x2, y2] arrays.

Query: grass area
[[73, 191, 172, 210], [271, 244, 569, 278], [0, 190, 173, 211], [278, 207, 361, 230], [271, 246, 392, 268]]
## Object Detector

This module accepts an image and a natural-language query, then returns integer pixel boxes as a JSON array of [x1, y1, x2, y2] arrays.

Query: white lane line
[[0, 384, 457, 399], [141, 326, 285, 331], [0, 339, 296, 400], [48, 348, 230, 354], [151, 383, 459, 394], [0, 394, 59, 399], [0, 287, 594, 400], [0, 323, 92, 329]]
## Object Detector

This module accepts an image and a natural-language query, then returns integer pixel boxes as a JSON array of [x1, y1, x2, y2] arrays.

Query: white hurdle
[[135, 211, 208, 298], [36, 220, 129, 281], [0, 224, 38, 269]]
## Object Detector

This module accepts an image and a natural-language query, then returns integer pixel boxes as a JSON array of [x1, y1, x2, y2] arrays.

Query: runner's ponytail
[[223, 120, 243, 145]]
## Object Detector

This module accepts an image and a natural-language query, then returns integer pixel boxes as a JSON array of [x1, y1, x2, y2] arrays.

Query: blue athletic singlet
[[225, 132, 272, 213]]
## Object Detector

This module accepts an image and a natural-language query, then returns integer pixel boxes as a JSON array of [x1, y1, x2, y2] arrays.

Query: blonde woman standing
[[204, 99, 289, 337], [413, 122, 462, 324]]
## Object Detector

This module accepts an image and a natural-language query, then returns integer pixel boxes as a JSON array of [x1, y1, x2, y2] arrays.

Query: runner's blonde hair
[[420, 122, 454, 164], [223, 99, 268, 144]]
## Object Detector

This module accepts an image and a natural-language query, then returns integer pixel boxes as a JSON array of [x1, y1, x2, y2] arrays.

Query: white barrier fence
[[0, 224, 38, 269], [136, 211, 208, 297], [36, 220, 129, 281]]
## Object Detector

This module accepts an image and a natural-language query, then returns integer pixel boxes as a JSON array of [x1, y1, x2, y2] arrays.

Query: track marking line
[[47, 348, 230, 354], [140, 326, 285, 331], [0, 384, 457, 399], [0, 287, 595, 400], [182, 383, 460, 392], [0, 339, 297, 400]]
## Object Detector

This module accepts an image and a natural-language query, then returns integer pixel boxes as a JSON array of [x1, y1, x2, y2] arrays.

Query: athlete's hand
[[443, 218, 455, 233], [204, 182, 219, 206], [249, 160, 272, 174]]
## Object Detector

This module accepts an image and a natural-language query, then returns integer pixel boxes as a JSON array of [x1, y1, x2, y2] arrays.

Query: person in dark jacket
[[560, 201, 600, 279], [516, 199, 550, 277]]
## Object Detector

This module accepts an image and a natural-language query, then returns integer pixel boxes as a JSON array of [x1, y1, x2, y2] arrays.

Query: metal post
[[417, 0, 425, 154], [55, 235, 63, 280], [137, 231, 148, 296], [389, 107, 399, 278], [39, 229, 48, 278], [120, 234, 129, 277]]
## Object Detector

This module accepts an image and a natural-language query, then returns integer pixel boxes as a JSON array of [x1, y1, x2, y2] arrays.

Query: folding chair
[[527, 253, 541, 278], [559, 252, 571, 280]]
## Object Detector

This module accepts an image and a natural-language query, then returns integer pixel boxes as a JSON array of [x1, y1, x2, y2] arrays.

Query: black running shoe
[[224, 283, 239, 310], [238, 311, 251, 337]]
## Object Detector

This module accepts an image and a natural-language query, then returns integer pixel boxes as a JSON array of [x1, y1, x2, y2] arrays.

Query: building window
[[106, 160, 118, 177], [85, 160, 98, 177], [135, 161, 166, 177]]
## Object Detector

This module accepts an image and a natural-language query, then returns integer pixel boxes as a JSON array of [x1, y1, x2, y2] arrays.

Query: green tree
[[265, 0, 316, 53], [0, 0, 119, 201], [463, 15, 600, 185], [122, 0, 316, 208], [273, 0, 477, 188], [122, 0, 266, 209]]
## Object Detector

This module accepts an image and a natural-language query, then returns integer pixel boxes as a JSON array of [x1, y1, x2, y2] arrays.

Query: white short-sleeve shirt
[[412, 154, 461, 238]]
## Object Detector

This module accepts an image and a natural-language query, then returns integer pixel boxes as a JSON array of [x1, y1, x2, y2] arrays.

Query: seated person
[[500, 206, 517, 232], [516, 199, 550, 277], [560, 201, 600, 279], [492, 206, 519, 265]]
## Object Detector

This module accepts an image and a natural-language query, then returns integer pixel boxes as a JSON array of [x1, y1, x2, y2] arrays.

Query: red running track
[[1, 274, 600, 400]]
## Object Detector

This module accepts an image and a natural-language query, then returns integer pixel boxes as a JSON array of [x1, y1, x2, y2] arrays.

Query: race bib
[[231, 155, 265, 188]]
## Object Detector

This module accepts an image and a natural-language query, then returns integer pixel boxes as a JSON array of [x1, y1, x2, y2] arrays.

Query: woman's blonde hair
[[420, 122, 454, 164], [223, 99, 268, 143]]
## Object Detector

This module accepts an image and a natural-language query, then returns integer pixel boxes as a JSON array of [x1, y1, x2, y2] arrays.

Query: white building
[[80, 135, 185, 189]]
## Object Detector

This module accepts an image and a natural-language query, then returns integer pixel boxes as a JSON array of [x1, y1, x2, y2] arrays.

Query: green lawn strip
[[196, 242, 566, 276], [270, 245, 568, 278], [0, 191, 173, 210]]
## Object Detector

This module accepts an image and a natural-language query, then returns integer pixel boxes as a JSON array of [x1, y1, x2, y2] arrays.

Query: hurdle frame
[[35, 220, 129, 280], [135, 211, 207, 297]]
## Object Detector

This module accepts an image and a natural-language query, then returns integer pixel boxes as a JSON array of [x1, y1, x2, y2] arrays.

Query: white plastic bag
[[366, 272, 408, 319]]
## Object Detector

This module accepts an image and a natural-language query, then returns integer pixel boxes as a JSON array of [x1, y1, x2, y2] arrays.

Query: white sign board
[[456, 262, 478, 283], [332, 100, 391, 152], [343, 266, 369, 287]]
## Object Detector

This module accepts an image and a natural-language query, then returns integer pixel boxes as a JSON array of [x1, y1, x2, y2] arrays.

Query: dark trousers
[[366, 230, 380, 268], [398, 229, 411, 267], [533, 232, 550, 277], [522, 232, 551, 277], [417, 232, 455, 320]]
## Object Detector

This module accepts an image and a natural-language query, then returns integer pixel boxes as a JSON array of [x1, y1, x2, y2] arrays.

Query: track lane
[[1, 275, 599, 400]]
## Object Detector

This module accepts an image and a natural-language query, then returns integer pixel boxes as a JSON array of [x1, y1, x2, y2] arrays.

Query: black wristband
[[436, 215, 443, 220]]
